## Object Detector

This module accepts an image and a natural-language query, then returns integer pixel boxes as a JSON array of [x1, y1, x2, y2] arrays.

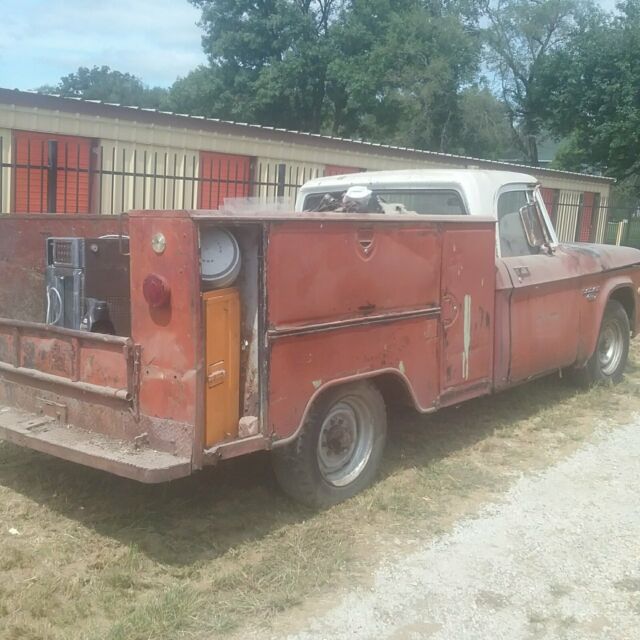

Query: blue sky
[[0, 0, 206, 89], [0, 0, 622, 91]]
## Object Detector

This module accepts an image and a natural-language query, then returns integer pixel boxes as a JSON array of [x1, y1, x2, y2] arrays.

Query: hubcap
[[317, 396, 375, 487], [598, 319, 625, 376]]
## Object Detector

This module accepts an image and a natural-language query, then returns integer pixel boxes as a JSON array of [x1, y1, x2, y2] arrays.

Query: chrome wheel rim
[[317, 396, 374, 487], [598, 319, 625, 376]]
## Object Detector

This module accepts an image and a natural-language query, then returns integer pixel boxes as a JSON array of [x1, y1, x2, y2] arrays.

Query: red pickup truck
[[0, 169, 638, 507]]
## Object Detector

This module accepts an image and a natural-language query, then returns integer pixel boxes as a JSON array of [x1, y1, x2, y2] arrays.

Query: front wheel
[[272, 380, 387, 508], [579, 299, 630, 385]]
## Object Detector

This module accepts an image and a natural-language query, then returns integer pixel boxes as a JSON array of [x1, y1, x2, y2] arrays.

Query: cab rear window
[[302, 189, 466, 214]]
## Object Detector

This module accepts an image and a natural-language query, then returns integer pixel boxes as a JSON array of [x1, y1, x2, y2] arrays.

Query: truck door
[[497, 187, 580, 383]]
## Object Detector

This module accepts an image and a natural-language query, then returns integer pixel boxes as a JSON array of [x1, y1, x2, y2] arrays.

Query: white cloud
[[0, 0, 207, 89]]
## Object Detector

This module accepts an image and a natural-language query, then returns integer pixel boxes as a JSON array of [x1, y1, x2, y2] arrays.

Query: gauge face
[[200, 227, 241, 288]]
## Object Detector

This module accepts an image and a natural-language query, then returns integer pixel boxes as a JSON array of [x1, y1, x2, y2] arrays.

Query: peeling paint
[[462, 294, 471, 380], [312, 379, 322, 389], [398, 360, 406, 374]]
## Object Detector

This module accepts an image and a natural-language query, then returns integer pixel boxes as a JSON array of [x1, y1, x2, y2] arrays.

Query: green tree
[[39, 66, 168, 108], [543, 0, 640, 183], [481, 0, 591, 165], [188, 0, 341, 131], [184, 0, 486, 153], [325, 0, 482, 151], [457, 85, 518, 159]]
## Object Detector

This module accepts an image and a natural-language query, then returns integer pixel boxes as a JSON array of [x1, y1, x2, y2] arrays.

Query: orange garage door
[[199, 152, 252, 209], [324, 164, 361, 176], [13, 131, 92, 214]]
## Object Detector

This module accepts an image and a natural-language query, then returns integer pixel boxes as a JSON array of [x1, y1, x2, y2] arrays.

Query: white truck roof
[[295, 169, 538, 216]]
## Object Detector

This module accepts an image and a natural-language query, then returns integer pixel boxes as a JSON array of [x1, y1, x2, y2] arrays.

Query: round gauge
[[200, 227, 241, 289]]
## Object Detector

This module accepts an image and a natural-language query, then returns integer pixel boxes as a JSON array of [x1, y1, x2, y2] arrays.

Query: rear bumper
[[0, 404, 192, 483]]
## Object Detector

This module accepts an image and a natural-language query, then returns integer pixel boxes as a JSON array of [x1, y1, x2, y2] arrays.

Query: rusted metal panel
[[500, 243, 640, 383], [268, 317, 440, 439], [493, 261, 513, 390], [266, 221, 441, 328], [0, 211, 200, 475], [128, 210, 204, 465], [0, 321, 130, 396], [0, 404, 191, 483], [500, 249, 581, 382], [0, 215, 123, 322], [439, 226, 495, 402], [265, 217, 497, 440]]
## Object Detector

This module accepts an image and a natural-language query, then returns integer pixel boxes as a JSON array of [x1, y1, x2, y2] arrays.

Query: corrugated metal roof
[[0, 87, 614, 184]]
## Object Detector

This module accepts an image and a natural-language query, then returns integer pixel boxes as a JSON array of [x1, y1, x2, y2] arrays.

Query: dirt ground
[[2, 344, 640, 639], [258, 413, 640, 640]]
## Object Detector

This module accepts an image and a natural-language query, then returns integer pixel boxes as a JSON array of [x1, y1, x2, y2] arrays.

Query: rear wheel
[[578, 299, 630, 385], [272, 380, 387, 508]]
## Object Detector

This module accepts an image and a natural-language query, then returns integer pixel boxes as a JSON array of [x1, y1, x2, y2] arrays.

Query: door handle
[[356, 227, 375, 258]]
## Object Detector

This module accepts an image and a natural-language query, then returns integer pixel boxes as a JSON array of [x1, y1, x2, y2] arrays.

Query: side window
[[498, 190, 537, 257]]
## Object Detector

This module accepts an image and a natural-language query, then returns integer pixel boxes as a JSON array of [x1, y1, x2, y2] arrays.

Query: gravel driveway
[[282, 418, 640, 640]]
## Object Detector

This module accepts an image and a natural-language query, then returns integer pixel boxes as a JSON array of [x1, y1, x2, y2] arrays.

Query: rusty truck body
[[0, 169, 639, 507]]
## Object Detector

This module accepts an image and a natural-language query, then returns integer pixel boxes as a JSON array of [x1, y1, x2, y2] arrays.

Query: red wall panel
[[198, 152, 251, 209], [13, 131, 92, 214], [578, 192, 596, 242], [324, 164, 361, 176], [540, 187, 558, 224]]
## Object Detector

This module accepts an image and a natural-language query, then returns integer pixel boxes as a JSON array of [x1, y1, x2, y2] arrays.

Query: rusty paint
[[266, 221, 442, 328], [439, 227, 495, 399], [268, 317, 440, 439], [0, 215, 123, 323]]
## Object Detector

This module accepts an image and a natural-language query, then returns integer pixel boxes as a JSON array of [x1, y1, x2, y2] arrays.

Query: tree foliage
[[481, 0, 591, 165], [175, 0, 491, 153], [39, 66, 168, 109], [542, 0, 640, 182]]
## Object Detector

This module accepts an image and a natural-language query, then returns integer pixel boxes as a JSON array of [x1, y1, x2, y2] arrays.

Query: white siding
[[593, 195, 609, 244], [0, 129, 11, 214], [96, 141, 199, 215], [254, 158, 324, 204], [555, 190, 582, 242]]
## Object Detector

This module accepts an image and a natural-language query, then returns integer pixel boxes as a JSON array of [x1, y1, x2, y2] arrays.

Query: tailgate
[[0, 317, 191, 482], [0, 317, 137, 402]]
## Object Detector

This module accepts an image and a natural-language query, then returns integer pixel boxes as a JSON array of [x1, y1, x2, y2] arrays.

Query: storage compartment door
[[204, 288, 240, 446], [440, 226, 495, 400]]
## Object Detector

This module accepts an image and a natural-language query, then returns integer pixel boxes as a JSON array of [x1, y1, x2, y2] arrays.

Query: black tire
[[272, 380, 387, 508], [577, 299, 630, 386]]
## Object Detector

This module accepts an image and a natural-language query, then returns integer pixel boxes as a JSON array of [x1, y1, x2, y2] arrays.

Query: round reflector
[[143, 274, 171, 308]]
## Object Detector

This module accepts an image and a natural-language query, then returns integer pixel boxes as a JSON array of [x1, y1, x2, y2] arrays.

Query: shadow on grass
[[0, 372, 586, 567]]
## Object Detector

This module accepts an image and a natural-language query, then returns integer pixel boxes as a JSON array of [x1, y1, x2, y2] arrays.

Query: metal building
[[0, 88, 614, 242]]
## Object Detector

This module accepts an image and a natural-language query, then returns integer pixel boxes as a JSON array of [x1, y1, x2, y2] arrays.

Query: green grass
[[1, 345, 640, 639]]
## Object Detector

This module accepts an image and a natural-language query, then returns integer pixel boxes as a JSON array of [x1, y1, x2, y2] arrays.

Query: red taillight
[[143, 274, 171, 308]]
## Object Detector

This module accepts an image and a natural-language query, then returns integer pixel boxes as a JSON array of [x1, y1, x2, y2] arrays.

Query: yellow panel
[[204, 288, 240, 447]]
